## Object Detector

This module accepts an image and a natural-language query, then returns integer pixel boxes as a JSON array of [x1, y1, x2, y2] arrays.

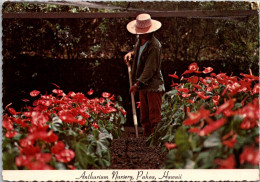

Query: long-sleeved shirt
[[131, 35, 165, 92]]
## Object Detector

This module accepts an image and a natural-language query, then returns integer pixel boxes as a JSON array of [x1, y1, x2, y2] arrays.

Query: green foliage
[[148, 64, 259, 169], [2, 2, 259, 75]]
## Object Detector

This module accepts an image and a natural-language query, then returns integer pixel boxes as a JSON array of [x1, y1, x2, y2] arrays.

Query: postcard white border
[[2, 169, 260, 181]]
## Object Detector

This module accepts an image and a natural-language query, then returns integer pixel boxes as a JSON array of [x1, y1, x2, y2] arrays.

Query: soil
[[108, 127, 167, 169]]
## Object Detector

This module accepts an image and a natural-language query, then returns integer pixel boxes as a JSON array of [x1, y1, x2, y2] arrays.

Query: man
[[124, 13, 165, 136]]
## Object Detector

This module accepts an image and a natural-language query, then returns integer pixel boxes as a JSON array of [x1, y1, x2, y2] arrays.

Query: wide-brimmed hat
[[127, 13, 161, 34]]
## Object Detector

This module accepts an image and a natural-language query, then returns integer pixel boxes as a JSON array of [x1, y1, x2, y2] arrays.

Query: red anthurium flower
[[51, 141, 65, 154], [19, 138, 35, 148], [252, 84, 259, 95], [210, 73, 217, 77], [3, 115, 14, 130], [35, 153, 52, 163], [77, 118, 86, 125], [199, 117, 226, 136], [199, 77, 209, 86], [136, 102, 141, 108], [165, 142, 177, 150], [212, 95, 220, 106], [28, 125, 49, 133], [79, 111, 90, 119], [31, 111, 49, 127], [189, 127, 200, 134], [20, 146, 41, 156], [216, 73, 228, 85], [168, 73, 179, 79], [91, 122, 99, 129], [240, 145, 259, 165], [44, 131, 58, 143], [203, 67, 213, 74], [187, 76, 199, 84], [102, 92, 111, 98], [242, 109, 253, 121], [103, 107, 117, 114], [188, 63, 199, 71], [74, 92, 86, 102], [99, 97, 105, 104], [195, 91, 210, 100], [119, 107, 127, 115], [5, 131, 18, 138], [239, 101, 259, 129], [222, 131, 237, 148], [52, 89, 64, 96], [182, 93, 191, 98], [193, 84, 202, 90], [58, 110, 77, 123], [30, 90, 40, 97], [109, 94, 115, 101], [176, 87, 189, 93], [214, 154, 236, 169], [68, 91, 76, 98], [87, 88, 93, 95], [184, 107, 210, 126], [15, 155, 32, 167], [170, 81, 178, 87], [187, 99, 194, 104], [7, 107, 19, 115], [215, 99, 235, 116], [26, 161, 54, 170], [240, 73, 259, 81], [186, 107, 190, 113], [3, 121, 14, 130], [37, 99, 53, 107], [182, 69, 194, 75], [55, 149, 75, 163]]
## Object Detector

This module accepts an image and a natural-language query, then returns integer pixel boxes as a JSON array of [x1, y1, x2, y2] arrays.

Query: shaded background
[[2, 1, 259, 126]]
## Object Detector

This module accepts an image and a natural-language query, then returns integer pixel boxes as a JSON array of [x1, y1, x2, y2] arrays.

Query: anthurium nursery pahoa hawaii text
[[76, 171, 182, 181]]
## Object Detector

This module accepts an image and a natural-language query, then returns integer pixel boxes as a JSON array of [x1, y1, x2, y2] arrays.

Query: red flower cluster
[[214, 154, 236, 169], [240, 145, 259, 165], [166, 63, 259, 169], [51, 141, 75, 163], [3, 87, 125, 170]]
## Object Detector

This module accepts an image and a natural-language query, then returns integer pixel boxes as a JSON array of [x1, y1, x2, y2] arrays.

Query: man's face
[[139, 33, 150, 41]]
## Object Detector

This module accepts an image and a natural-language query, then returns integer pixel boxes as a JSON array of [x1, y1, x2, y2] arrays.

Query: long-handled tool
[[127, 63, 139, 138]]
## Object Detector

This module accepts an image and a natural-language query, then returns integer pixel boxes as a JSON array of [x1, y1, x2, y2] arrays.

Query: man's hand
[[129, 85, 138, 95], [129, 82, 140, 95], [124, 51, 134, 66]]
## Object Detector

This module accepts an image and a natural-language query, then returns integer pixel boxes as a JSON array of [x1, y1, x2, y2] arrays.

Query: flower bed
[[2, 86, 126, 169], [148, 63, 259, 169]]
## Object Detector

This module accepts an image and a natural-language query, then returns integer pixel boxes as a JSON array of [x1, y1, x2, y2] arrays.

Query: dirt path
[[108, 127, 167, 169]]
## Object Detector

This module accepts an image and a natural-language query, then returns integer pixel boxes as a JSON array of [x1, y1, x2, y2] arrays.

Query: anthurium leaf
[[102, 159, 110, 167], [93, 129, 99, 140], [185, 159, 195, 169], [164, 150, 177, 169], [175, 126, 190, 152], [203, 132, 221, 148], [75, 143, 97, 169], [54, 162, 67, 170], [195, 149, 219, 169], [96, 141, 108, 157], [3, 147, 19, 170], [50, 116, 63, 130]]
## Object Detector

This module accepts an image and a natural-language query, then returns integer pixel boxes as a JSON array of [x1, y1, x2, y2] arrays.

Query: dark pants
[[139, 90, 162, 136]]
